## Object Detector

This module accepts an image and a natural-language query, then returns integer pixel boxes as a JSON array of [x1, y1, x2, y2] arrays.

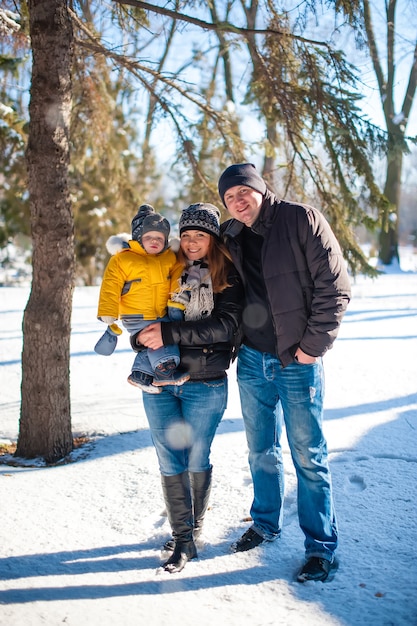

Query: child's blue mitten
[[94, 323, 122, 356]]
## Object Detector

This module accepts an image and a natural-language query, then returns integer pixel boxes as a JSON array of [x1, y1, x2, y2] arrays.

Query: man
[[218, 163, 351, 582]]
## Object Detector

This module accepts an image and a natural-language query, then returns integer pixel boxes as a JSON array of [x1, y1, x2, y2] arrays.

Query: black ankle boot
[[160, 472, 197, 573], [162, 538, 197, 573]]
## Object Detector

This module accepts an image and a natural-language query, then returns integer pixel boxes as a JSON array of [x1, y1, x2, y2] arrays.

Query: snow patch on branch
[[0, 9, 21, 34]]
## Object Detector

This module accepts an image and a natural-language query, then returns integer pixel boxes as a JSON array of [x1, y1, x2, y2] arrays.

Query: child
[[95, 204, 189, 393]]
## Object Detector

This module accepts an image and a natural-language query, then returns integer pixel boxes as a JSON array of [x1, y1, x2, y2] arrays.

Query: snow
[[1, 258, 417, 625]]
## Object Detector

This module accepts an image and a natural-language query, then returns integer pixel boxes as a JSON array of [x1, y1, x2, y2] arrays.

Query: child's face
[[141, 231, 166, 254]]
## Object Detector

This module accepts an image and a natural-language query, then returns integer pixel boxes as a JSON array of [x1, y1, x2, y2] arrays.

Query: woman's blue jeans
[[142, 378, 227, 475], [237, 344, 338, 561]]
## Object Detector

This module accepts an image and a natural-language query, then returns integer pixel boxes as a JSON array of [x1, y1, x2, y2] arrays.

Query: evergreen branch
[[70, 11, 235, 191], [0, 102, 27, 141], [70, 10, 232, 134]]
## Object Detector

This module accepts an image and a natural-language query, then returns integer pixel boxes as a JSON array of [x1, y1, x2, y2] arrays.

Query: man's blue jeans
[[143, 378, 227, 475], [237, 344, 337, 561]]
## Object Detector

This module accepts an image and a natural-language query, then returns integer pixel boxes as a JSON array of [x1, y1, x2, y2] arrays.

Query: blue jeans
[[237, 344, 337, 561], [142, 378, 227, 475]]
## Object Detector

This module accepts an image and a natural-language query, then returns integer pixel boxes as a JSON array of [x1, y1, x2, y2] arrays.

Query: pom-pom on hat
[[218, 163, 267, 205], [179, 203, 221, 239], [131, 204, 170, 248]]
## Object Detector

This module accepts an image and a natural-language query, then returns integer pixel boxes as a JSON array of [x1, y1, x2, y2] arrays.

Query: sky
[[0, 248, 417, 626]]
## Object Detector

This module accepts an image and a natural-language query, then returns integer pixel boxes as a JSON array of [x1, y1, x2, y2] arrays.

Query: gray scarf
[[171, 260, 214, 321]]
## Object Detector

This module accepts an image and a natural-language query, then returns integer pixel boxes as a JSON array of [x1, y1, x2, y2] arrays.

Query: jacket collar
[[251, 190, 277, 235]]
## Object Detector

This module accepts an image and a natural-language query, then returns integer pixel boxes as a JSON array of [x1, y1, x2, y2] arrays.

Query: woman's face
[[180, 230, 211, 261]]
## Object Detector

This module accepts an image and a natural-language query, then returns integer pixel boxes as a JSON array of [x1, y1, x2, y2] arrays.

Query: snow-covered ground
[[1, 253, 416, 626]]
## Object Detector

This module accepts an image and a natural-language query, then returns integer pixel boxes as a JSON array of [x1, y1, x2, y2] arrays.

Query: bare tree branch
[[141, 0, 179, 171], [113, 0, 332, 49], [401, 41, 417, 123]]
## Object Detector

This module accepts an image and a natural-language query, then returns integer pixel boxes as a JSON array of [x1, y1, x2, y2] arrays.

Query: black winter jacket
[[221, 190, 351, 367], [160, 268, 243, 380]]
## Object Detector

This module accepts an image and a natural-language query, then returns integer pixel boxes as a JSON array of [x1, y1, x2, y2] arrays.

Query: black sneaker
[[296, 557, 337, 583], [153, 360, 190, 387], [231, 527, 265, 553], [127, 371, 161, 394]]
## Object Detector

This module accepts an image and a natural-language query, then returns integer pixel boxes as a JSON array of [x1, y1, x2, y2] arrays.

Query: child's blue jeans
[[122, 307, 183, 375]]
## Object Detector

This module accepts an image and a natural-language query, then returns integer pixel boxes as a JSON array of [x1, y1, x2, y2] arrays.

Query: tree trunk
[[362, 0, 416, 265], [378, 149, 403, 265], [16, 0, 74, 463]]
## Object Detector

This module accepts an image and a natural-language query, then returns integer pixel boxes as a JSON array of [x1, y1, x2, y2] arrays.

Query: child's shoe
[[152, 359, 190, 387], [127, 371, 161, 394]]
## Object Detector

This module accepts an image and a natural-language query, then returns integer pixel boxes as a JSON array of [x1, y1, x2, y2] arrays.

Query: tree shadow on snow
[[0, 540, 293, 604]]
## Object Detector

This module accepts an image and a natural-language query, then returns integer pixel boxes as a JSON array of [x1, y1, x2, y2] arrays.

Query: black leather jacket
[[159, 268, 243, 380], [222, 190, 351, 367]]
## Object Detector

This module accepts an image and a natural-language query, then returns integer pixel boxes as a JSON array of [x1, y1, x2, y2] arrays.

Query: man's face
[[223, 185, 264, 226]]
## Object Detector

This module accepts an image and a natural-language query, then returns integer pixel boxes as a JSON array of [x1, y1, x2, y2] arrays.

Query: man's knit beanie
[[131, 204, 170, 248], [218, 163, 267, 205], [179, 203, 221, 239]]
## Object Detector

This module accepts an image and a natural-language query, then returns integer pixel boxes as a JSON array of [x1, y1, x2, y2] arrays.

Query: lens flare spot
[[242, 303, 269, 329], [166, 422, 194, 450]]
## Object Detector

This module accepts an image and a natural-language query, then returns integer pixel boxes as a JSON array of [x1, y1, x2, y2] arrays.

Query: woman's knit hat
[[179, 203, 221, 239], [131, 204, 170, 248], [218, 163, 267, 205]]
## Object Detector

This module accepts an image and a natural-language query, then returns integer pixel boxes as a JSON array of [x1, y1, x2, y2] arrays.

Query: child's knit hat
[[131, 204, 170, 249], [179, 203, 221, 239]]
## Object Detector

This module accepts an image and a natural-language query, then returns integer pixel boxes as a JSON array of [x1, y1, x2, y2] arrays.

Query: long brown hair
[[177, 235, 233, 293]]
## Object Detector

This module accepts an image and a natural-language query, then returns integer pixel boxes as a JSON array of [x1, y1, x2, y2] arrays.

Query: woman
[[134, 203, 242, 574]]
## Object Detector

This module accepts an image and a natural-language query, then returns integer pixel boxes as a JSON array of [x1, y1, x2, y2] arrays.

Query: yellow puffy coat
[[97, 239, 184, 321]]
